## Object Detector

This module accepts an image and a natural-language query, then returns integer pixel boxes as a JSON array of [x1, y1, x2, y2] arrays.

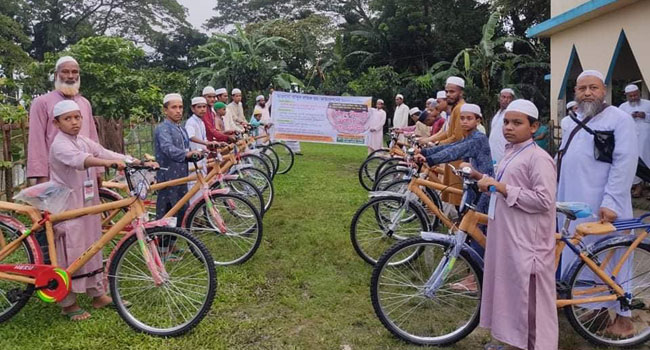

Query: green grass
[[0, 142, 648, 350]]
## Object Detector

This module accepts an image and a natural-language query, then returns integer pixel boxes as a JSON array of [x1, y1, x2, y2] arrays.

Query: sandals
[[62, 308, 91, 321]]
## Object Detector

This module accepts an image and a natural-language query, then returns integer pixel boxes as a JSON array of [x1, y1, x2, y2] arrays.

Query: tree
[[148, 27, 209, 71]]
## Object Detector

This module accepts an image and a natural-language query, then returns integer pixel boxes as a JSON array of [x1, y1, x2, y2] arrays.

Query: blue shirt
[[154, 119, 190, 183]]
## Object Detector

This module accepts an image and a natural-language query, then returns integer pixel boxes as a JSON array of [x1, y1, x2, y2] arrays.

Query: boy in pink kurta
[[49, 100, 131, 320], [469, 99, 558, 350]]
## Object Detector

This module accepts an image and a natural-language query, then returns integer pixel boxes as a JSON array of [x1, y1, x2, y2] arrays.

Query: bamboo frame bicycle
[[369, 165, 650, 347], [0, 165, 216, 336]]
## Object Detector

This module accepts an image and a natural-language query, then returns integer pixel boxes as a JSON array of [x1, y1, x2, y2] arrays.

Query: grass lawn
[[1, 142, 648, 350]]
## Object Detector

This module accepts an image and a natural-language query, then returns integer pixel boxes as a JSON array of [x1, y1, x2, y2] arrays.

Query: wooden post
[[1, 121, 13, 200]]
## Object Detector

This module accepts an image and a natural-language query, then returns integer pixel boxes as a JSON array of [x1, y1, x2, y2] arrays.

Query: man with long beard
[[619, 84, 650, 198], [27, 56, 102, 185], [557, 70, 638, 338]]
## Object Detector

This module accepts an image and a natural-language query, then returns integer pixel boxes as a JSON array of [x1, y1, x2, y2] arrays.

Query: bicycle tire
[[108, 226, 216, 337], [261, 146, 279, 175], [371, 169, 410, 192], [0, 222, 37, 323], [219, 178, 265, 217], [371, 237, 483, 346], [270, 142, 294, 174], [368, 148, 390, 159], [235, 167, 274, 212], [358, 156, 385, 191], [184, 193, 263, 265], [240, 154, 272, 180], [381, 179, 442, 231], [374, 158, 403, 182], [350, 195, 429, 265], [563, 241, 650, 347]]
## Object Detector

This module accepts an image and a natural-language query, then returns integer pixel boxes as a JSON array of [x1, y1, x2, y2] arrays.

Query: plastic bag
[[13, 182, 72, 214]]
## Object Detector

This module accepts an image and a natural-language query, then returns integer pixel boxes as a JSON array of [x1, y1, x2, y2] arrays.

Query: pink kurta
[[480, 140, 558, 350], [364, 108, 386, 151], [27, 91, 100, 178], [49, 132, 125, 294]]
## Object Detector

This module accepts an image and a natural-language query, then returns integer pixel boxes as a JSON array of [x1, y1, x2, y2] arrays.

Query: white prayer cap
[[55, 56, 78, 70], [376, 99, 384, 104], [215, 88, 227, 95], [191, 97, 207, 106], [256, 95, 265, 102], [566, 101, 578, 109], [409, 107, 421, 116], [506, 99, 539, 119], [500, 88, 515, 97], [395, 94, 404, 100], [232, 88, 242, 95], [202, 86, 216, 95], [163, 93, 183, 104], [577, 70, 604, 83], [624, 84, 639, 94], [460, 103, 482, 118], [53, 100, 80, 117], [436, 91, 446, 99], [426, 98, 436, 105], [445, 76, 465, 88]]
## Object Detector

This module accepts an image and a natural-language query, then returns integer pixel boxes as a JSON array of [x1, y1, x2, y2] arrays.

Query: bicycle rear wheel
[[0, 222, 37, 323], [108, 227, 216, 337], [185, 193, 262, 265], [358, 156, 385, 191], [236, 167, 274, 212], [371, 237, 482, 346], [241, 154, 272, 180], [270, 142, 294, 174], [220, 178, 265, 216], [564, 241, 650, 347]]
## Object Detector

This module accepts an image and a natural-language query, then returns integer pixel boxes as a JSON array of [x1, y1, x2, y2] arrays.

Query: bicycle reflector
[[35, 267, 70, 303]]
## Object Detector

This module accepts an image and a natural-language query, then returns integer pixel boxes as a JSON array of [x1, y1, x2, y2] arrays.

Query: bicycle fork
[[202, 184, 228, 234], [134, 217, 168, 286], [423, 231, 467, 298]]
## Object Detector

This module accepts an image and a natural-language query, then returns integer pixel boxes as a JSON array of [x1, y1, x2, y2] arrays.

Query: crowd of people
[[365, 71, 645, 349], [24, 55, 279, 321]]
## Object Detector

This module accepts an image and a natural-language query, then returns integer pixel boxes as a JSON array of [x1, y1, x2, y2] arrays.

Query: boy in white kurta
[[49, 100, 131, 321]]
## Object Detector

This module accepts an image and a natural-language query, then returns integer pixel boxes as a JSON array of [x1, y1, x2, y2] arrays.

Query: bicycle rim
[[371, 238, 481, 346], [0, 223, 36, 322], [270, 142, 294, 174]]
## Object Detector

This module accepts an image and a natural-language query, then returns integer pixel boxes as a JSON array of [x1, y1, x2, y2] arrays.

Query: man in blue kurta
[[154, 93, 202, 225]]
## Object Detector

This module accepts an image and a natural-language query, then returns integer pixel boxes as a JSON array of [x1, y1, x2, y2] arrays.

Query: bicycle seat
[[556, 202, 592, 220]]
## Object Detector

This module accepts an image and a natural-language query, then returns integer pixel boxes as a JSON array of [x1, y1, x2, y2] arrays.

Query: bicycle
[[370, 165, 650, 347], [0, 164, 216, 336]]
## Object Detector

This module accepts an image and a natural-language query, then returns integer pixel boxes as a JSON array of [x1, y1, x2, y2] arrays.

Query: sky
[[178, 0, 217, 33]]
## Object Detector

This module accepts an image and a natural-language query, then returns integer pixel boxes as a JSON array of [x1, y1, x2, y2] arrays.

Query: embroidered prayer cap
[[500, 88, 515, 97], [506, 99, 539, 119], [625, 84, 639, 94], [436, 91, 447, 99], [256, 95, 265, 102], [566, 101, 578, 109], [376, 99, 384, 104], [418, 110, 429, 123], [202, 86, 217, 96], [53, 100, 80, 117], [191, 97, 207, 106], [214, 102, 227, 110], [232, 88, 242, 95], [460, 103, 482, 118], [253, 107, 263, 115], [163, 93, 183, 104], [55, 56, 79, 70], [215, 88, 227, 95], [577, 70, 604, 83], [409, 107, 421, 116], [395, 94, 404, 100], [445, 76, 465, 88]]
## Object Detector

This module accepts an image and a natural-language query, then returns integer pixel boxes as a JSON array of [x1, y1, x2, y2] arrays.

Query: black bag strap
[[556, 113, 593, 181]]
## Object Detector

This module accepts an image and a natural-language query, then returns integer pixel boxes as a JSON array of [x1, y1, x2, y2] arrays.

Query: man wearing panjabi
[[489, 88, 515, 163], [557, 70, 638, 338], [392, 94, 409, 142], [27, 56, 101, 185], [420, 76, 467, 204], [619, 83, 650, 198], [224, 88, 247, 133], [364, 99, 386, 154]]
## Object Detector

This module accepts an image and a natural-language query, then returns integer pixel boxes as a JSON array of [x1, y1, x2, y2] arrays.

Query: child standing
[[49, 100, 133, 321], [470, 99, 557, 350]]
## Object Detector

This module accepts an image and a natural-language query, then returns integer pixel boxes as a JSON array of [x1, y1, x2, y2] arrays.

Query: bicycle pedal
[[629, 298, 646, 310]]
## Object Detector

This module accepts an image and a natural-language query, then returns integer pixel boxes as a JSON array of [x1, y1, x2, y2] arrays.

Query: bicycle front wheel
[[108, 227, 216, 337], [185, 193, 263, 265], [564, 241, 650, 347], [371, 237, 482, 346], [0, 222, 37, 323], [270, 142, 294, 174], [236, 167, 274, 212]]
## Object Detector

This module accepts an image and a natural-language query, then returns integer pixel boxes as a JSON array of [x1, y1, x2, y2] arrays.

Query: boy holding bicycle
[[463, 99, 557, 350]]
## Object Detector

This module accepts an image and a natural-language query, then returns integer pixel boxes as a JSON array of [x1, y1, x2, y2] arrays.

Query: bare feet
[[91, 295, 113, 309], [604, 315, 635, 339], [62, 304, 91, 321]]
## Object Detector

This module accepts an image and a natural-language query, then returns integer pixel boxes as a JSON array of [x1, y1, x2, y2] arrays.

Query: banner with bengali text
[[270, 92, 372, 145]]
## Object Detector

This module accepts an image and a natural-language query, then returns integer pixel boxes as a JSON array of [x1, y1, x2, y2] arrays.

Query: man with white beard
[[619, 84, 650, 198], [556, 70, 638, 338], [27, 56, 102, 185]]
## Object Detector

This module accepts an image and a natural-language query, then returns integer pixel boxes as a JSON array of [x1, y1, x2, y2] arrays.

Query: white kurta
[[619, 99, 650, 184], [489, 109, 507, 163], [557, 106, 638, 315], [440, 111, 449, 131], [224, 102, 245, 132], [393, 104, 409, 142], [364, 108, 386, 151]]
